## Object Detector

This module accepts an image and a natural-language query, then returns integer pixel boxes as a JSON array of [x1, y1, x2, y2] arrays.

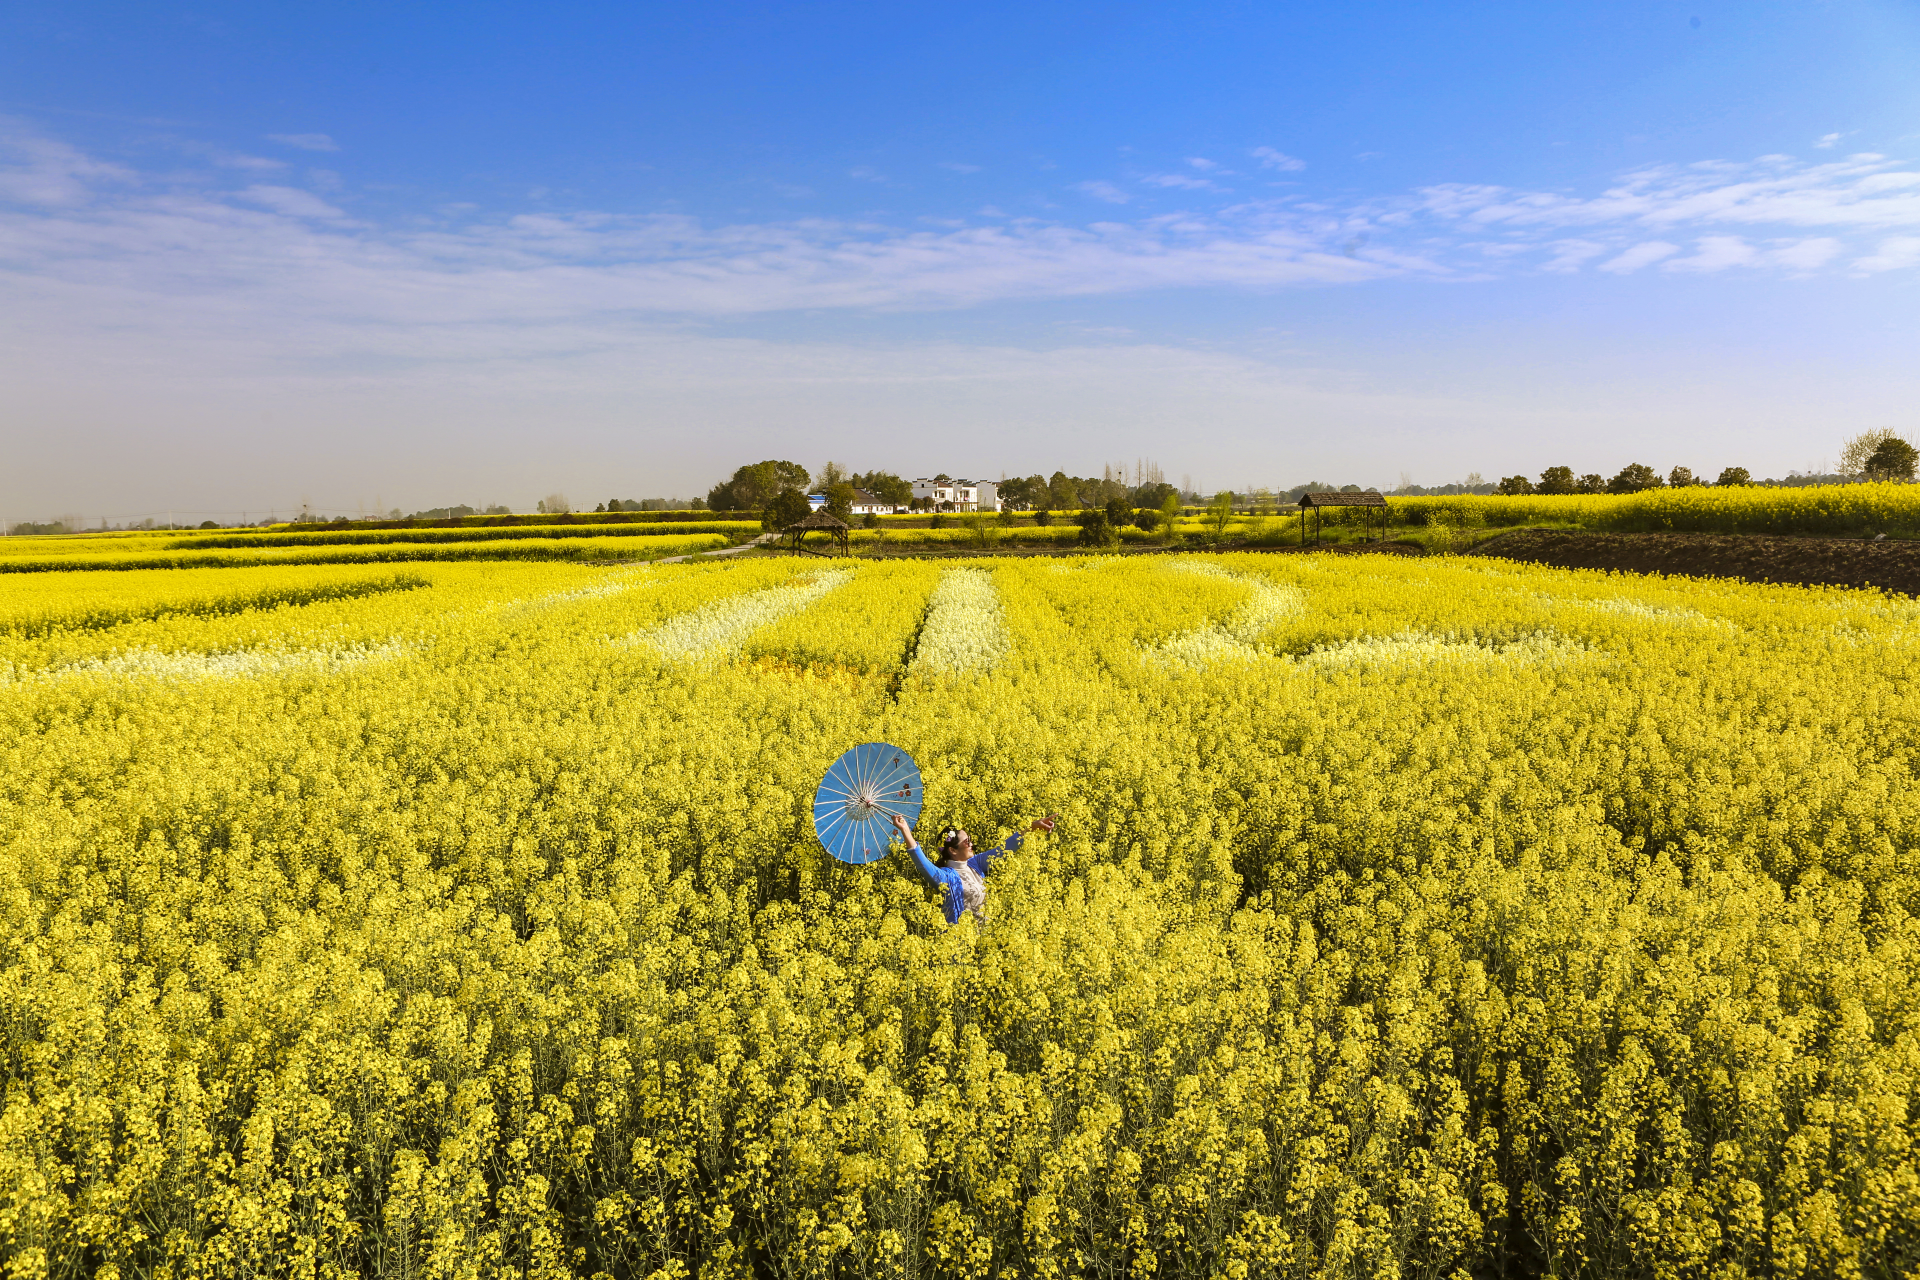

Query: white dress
[[950, 861, 989, 923]]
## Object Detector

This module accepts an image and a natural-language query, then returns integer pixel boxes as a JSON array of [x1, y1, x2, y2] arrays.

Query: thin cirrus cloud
[[4, 121, 1920, 369], [267, 133, 340, 152], [1072, 179, 1132, 204], [1251, 146, 1306, 172]]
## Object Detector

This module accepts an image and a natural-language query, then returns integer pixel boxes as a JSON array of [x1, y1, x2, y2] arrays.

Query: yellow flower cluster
[[1386, 480, 1920, 535], [1, 551, 1916, 1278]]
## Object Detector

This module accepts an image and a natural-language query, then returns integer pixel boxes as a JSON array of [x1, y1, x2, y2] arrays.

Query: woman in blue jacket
[[889, 811, 1056, 926]]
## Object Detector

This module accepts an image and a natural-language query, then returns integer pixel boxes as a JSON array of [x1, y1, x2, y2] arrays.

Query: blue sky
[[3, 1, 1918, 518]]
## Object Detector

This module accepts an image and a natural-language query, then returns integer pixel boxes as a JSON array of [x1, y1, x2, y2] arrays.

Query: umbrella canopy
[[813, 742, 924, 864]]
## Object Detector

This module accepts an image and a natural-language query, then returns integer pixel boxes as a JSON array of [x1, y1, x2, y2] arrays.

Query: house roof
[[1298, 491, 1387, 507]]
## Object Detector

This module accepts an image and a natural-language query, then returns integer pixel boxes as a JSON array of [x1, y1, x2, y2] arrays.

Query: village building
[[909, 478, 1000, 511], [806, 487, 910, 515]]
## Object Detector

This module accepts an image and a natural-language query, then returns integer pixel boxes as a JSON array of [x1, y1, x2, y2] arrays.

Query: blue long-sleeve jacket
[[906, 832, 1026, 926]]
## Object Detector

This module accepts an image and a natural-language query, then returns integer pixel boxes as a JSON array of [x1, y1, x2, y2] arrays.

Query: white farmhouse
[[910, 478, 1000, 511], [806, 487, 910, 515]]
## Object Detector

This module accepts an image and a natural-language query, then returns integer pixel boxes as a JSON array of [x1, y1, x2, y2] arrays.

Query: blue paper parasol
[[813, 742, 924, 864]]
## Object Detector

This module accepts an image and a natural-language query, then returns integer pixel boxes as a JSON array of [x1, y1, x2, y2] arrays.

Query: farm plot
[[1, 552, 1915, 1279]]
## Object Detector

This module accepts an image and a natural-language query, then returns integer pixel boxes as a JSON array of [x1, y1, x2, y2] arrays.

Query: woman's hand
[[890, 813, 914, 840], [1029, 815, 1057, 834]]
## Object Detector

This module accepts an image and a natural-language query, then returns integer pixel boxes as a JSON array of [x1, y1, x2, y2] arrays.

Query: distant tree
[[762, 487, 811, 532], [1161, 492, 1183, 526], [1607, 464, 1664, 494], [1668, 466, 1698, 488], [1497, 475, 1534, 495], [1206, 492, 1235, 537], [1038, 471, 1069, 510], [1133, 508, 1161, 531], [824, 483, 857, 521], [932, 472, 953, 484], [852, 471, 913, 507], [1716, 467, 1752, 487], [816, 461, 849, 491], [1576, 473, 1607, 494], [198, 520, 219, 529], [1538, 466, 1577, 494], [1075, 508, 1115, 547], [1104, 494, 1133, 530], [996, 474, 1045, 510], [1134, 480, 1178, 510], [1864, 437, 1918, 482], [1032, 508, 1053, 527], [862, 512, 881, 529], [593, 502, 607, 512], [1841, 429, 1903, 478], [537, 493, 571, 514], [711, 460, 809, 513], [1338, 484, 1362, 494]]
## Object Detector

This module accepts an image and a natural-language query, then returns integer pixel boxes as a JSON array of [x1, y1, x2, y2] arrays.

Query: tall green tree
[[1047, 471, 1078, 510], [1537, 466, 1576, 494], [823, 483, 857, 520], [710, 460, 811, 513], [1716, 467, 1752, 486], [851, 471, 913, 506], [761, 487, 811, 532], [1864, 437, 1917, 482], [1607, 463, 1664, 494], [1206, 491, 1235, 536]]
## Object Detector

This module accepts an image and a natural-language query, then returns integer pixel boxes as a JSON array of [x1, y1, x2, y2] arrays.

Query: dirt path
[[1469, 529, 1920, 594]]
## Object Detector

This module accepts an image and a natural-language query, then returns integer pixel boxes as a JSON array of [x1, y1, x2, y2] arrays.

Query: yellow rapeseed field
[[1, 552, 1916, 1279]]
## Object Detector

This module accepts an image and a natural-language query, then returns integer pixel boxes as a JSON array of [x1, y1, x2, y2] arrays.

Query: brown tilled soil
[[1469, 529, 1920, 594]]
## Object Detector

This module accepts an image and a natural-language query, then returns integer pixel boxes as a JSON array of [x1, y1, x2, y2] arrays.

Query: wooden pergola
[[783, 510, 852, 557], [1297, 491, 1389, 544]]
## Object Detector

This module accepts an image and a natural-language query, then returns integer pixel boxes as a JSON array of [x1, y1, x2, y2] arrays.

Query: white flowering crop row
[[633, 567, 852, 661], [909, 567, 1010, 676]]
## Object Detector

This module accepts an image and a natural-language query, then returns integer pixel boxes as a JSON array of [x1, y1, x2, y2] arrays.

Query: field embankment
[[1471, 527, 1920, 593]]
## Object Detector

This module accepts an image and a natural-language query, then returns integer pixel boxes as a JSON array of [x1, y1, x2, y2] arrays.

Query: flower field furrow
[[0, 551, 1916, 1279], [744, 560, 942, 674]]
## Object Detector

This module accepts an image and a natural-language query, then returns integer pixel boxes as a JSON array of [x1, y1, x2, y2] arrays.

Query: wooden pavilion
[[1297, 491, 1389, 545], [783, 510, 852, 557]]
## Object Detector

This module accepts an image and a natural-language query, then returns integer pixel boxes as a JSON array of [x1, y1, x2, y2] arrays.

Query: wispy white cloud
[[1143, 172, 1224, 191], [1815, 133, 1842, 149], [0, 119, 135, 205], [1663, 235, 1755, 272], [1767, 237, 1842, 270], [268, 133, 340, 152], [237, 185, 345, 219], [1599, 241, 1680, 273], [2, 120, 1917, 387], [1540, 239, 1607, 273], [1073, 179, 1132, 204], [849, 165, 886, 183], [1251, 147, 1306, 172], [1853, 236, 1920, 273], [1422, 154, 1920, 231]]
